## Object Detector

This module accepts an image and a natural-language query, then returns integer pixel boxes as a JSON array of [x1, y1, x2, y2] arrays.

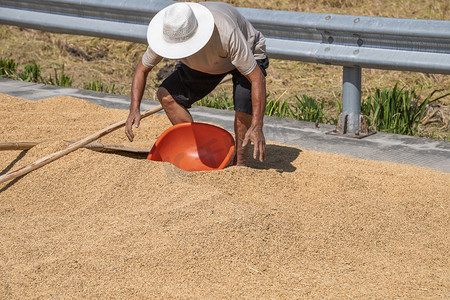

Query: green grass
[[1, 58, 72, 87], [1, 58, 116, 92], [46, 65, 72, 87], [291, 94, 325, 123], [0, 58, 122, 91], [1, 57, 448, 139], [19, 62, 43, 83], [195, 90, 327, 122], [195, 82, 448, 138], [1, 59, 44, 83], [265, 91, 292, 118], [0, 58, 17, 78], [84, 80, 116, 94], [362, 83, 450, 136], [194, 92, 234, 110]]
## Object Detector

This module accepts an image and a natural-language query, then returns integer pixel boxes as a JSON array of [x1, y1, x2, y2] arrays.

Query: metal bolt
[[328, 36, 334, 44], [354, 49, 359, 55], [354, 18, 360, 23], [357, 38, 363, 46], [325, 16, 331, 20]]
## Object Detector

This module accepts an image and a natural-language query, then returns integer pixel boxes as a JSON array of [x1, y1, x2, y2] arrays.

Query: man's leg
[[158, 62, 226, 125], [157, 86, 193, 125], [234, 111, 252, 166]]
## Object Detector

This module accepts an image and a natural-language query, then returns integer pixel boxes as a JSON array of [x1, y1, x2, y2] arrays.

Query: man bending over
[[125, 1, 268, 166]]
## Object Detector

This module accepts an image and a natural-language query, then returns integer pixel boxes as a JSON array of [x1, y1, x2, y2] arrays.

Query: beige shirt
[[142, 1, 266, 75]]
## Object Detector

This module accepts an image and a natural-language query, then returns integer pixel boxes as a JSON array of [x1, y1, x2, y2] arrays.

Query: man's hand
[[242, 64, 267, 163], [125, 109, 141, 142], [242, 124, 266, 162], [126, 61, 153, 142]]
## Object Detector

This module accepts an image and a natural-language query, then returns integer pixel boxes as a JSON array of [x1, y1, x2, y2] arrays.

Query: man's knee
[[157, 87, 175, 106]]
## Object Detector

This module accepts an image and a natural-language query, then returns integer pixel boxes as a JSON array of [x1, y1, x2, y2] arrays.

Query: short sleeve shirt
[[142, 1, 266, 76]]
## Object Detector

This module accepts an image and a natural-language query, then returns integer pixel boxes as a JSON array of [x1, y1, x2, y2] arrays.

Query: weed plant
[[265, 91, 292, 118], [196, 83, 448, 138], [0, 58, 17, 78], [292, 94, 325, 123], [0, 58, 73, 87], [46, 65, 72, 87], [84, 80, 116, 94], [19, 62, 43, 83], [1, 59, 43, 83], [265, 98, 293, 118], [194, 92, 234, 110], [362, 83, 449, 135], [195, 91, 327, 123]]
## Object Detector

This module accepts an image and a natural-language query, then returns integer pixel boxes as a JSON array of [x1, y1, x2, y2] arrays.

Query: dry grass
[[0, 0, 449, 138]]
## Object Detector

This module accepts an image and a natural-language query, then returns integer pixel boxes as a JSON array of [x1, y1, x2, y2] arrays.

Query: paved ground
[[1, 78, 449, 173]]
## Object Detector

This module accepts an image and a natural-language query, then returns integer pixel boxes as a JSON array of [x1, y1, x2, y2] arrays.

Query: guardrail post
[[342, 66, 362, 134]]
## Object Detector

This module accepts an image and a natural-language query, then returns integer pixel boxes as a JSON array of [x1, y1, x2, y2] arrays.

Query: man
[[125, 1, 268, 166]]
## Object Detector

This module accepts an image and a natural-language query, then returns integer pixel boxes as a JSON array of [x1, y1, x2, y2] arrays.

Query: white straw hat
[[147, 2, 215, 59]]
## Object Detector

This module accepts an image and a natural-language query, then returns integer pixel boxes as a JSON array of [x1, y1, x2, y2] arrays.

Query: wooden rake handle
[[0, 141, 150, 153], [0, 104, 163, 184]]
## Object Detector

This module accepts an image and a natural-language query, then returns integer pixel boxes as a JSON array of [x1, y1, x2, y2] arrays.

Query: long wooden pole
[[0, 142, 38, 151], [0, 105, 163, 184], [0, 141, 150, 154]]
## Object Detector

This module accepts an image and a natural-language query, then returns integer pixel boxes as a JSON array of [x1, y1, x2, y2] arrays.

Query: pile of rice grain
[[1, 94, 449, 299]]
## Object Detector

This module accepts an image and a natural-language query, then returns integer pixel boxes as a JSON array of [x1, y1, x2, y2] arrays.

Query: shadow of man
[[247, 143, 302, 173], [0, 150, 29, 193]]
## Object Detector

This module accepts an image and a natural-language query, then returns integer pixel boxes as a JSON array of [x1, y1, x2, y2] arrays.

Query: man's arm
[[125, 61, 153, 142], [243, 66, 266, 162]]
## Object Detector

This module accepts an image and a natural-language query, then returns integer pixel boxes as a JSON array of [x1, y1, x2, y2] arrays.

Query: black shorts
[[160, 57, 269, 115]]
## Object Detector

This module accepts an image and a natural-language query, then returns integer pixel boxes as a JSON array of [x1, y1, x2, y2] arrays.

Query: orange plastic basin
[[147, 122, 235, 171]]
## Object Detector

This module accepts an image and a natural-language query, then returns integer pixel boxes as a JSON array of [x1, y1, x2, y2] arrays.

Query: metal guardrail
[[1, 0, 449, 135]]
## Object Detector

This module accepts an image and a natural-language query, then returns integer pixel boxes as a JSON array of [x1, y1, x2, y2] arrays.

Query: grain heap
[[1, 94, 448, 298]]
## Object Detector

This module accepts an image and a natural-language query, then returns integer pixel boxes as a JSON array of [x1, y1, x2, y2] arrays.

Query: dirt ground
[[0, 93, 449, 298]]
